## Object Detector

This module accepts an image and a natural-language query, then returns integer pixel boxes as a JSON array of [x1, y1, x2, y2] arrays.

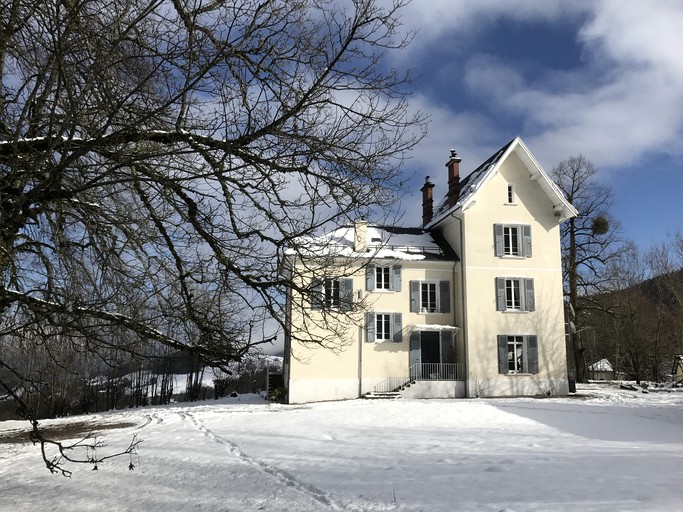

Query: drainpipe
[[358, 325, 363, 397], [451, 213, 469, 398]]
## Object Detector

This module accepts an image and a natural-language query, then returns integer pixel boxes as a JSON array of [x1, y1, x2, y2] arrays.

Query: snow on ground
[[1, 384, 683, 512]]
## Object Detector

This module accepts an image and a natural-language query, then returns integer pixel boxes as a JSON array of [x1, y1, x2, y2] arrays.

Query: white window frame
[[503, 225, 521, 256], [376, 266, 392, 290], [505, 278, 522, 310], [324, 278, 340, 309], [420, 281, 439, 313], [507, 335, 527, 373], [506, 183, 516, 204], [375, 313, 392, 340]]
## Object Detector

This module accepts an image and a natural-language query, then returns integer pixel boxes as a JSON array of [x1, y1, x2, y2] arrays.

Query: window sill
[[502, 309, 529, 314], [504, 372, 533, 376], [503, 202, 518, 206]]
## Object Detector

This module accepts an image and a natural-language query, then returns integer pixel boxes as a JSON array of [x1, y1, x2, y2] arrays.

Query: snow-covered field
[[1, 384, 682, 512]]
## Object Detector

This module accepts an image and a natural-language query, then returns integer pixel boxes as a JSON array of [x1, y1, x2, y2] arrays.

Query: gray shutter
[[409, 281, 419, 312], [409, 331, 421, 371], [527, 335, 539, 374], [496, 278, 506, 311], [440, 330, 454, 363], [392, 265, 402, 292], [365, 265, 375, 291], [524, 279, 535, 312], [310, 279, 323, 310], [494, 224, 504, 256], [498, 335, 508, 374], [392, 313, 403, 343], [340, 278, 353, 312], [439, 281, 450, 313], [365, 312, 375, 342], [523, 225, 532, 257]]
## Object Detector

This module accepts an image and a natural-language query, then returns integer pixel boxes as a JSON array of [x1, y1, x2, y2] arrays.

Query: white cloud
[[394, 0, 683, 174]]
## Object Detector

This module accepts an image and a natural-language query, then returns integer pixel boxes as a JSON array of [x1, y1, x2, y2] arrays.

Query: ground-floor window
[[497, 335, 538, 374]]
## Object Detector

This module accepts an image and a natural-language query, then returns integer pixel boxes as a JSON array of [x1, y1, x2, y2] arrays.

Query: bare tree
[[1, 0, 425, 473], [551, 155, 622, 382]]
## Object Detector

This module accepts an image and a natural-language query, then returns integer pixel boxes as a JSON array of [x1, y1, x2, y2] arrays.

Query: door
[[420, 331, 441, 363]]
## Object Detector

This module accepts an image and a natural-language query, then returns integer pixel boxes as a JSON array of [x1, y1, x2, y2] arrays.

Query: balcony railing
[[410, 363, 465, 381]]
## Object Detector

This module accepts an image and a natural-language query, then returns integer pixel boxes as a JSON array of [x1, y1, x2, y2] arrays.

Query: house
[[588, 358, 615, 381], [282, 137, 577, 403]]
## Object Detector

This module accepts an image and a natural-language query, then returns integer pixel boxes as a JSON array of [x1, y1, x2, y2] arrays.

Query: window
[[376, 313, 392, 340], [495, 278, 535, 311], [507, 184, 516, 204], [497, 335, 538, 374], [324, 278, 340, 308], [311, 278, 353, 311], [409, 280, 450, 313], [421, 282, 437, 312], [376, 267, 391, 290], [494, 224, 532, 257], [366, 312, 403, 343], [365, 265, 402, 292]]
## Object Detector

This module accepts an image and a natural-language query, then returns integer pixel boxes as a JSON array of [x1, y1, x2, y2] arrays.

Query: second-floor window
[[494, 224, 532, 258], [409, 280, 450, 313], [311, 277, 353, 312], [376, 267, 391, 290], [496, 278, 535, 312], [366, 265, 402, 292], [324, 278, 340, 308], [421, 282, 437, 312]]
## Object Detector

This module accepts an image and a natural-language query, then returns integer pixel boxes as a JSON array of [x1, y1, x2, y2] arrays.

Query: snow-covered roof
[[413, 324, 459, 331], [589, 358, 614, 372], [427, 137, 578, 228], [287, 225, 457, 261]]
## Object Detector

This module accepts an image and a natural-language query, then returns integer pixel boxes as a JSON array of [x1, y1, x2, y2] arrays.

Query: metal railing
[[410, 363, 465, 381], [372, 376, 413, 393]]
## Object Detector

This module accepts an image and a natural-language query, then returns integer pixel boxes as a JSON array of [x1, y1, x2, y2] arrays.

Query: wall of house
[[441, 150, 569, 397], [286, 258, 458, 403]]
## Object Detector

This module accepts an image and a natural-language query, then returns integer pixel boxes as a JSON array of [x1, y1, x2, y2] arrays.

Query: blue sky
[[390, 0, 683, 250]]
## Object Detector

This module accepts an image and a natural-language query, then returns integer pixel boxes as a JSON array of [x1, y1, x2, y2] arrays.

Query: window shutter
[[339, 279, 353, 312], [524, 279, 535, 312], [497, 335, 508, 374], [527, 335, 539, 374], [522, 225, 532, 257], [392, 313, 403, 343], [392, 265, 402, 292], [409, 281, 419, 312], [440, 330, 454, 363], [409, 330, 421, 370], [439, 281, 450, 313], [495, 278, 506, 311], [310, 279, 323, 310], [365, 312, 375, 342], [365, 265, 375, 291], [494, 224, 504, 256]]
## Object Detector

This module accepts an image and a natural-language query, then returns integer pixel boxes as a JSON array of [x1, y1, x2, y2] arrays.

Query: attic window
[[371, 237, 382, 243], [506, 184, 516, 204]]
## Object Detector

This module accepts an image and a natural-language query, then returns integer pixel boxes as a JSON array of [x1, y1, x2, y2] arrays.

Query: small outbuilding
[[672, 355, 683, 384], [588, 358, 615, 381]]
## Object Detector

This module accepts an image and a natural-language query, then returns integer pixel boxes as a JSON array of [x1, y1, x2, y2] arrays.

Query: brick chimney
[[420, 176, 434, 226], [446, 149, 461, 208], [353, 218, 368, 252]]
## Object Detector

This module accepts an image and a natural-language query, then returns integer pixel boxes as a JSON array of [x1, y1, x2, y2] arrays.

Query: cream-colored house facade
[[283, 137, 577, 403]]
